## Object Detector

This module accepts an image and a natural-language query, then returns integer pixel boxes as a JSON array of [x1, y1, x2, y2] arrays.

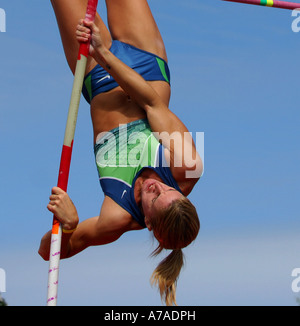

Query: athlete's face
[[141, 178, 183, 230]]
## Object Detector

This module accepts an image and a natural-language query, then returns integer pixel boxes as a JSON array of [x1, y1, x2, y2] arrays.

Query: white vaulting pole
[[47, 0, 98, 306]]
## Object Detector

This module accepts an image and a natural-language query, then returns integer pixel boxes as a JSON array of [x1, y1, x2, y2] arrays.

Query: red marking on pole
[[51, 140, 74, 235], [57, 141, 74, 191], [77, 0, 98, 60], [78, 43, 89, 60]]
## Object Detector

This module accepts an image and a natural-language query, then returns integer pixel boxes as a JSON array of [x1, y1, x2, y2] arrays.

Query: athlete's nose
[[154, 182, 168, 193]]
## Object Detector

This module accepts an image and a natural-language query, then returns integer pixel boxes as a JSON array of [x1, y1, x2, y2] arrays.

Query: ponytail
[[149, 196, 200, 306], [150, 249, 184, 306]]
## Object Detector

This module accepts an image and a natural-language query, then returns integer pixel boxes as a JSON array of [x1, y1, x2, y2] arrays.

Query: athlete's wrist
[[62, 225, 78, 234], [94, 46, 110, 68], [61, 215, 79, 233]]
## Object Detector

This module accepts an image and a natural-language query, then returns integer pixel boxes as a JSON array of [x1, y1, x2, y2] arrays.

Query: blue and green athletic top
[[94, 119, 182, 228]]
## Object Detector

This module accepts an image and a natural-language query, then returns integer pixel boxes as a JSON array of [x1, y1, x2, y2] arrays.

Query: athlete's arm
[[77, 20, 203, 182], [38, 188, 140, 260]]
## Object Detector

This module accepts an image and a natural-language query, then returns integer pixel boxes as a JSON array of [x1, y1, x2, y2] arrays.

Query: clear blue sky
[[0, 0, 299, 306]]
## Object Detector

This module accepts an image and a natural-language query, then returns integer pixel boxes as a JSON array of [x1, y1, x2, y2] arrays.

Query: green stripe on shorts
[[156, 57, 170, 84]]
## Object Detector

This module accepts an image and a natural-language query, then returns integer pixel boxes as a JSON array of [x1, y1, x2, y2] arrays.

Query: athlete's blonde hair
[[150, 197, 200, 306]]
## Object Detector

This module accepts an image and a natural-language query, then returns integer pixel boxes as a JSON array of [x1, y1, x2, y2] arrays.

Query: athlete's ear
[[144, 216, 152, 231]]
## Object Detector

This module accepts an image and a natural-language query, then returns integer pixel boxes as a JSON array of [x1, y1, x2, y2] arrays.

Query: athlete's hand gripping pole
[[47, 0, 98, 306]]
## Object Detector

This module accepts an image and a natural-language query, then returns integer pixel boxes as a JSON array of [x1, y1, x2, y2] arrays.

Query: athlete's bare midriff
[[90, 81, 171, 142]]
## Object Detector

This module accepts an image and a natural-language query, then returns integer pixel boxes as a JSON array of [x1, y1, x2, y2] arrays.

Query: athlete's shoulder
[[101, 196, 144, 231]]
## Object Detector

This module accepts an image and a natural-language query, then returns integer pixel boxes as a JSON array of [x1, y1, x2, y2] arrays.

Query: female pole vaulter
[[39, 0, 203, 306]]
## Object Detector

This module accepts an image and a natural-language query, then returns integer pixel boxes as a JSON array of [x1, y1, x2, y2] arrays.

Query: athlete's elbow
[[38, 246, 71, 261], [143, 99, 159, 113], [144, 100, 168, 120], [38, 248, 49, 261], [140, 88, 165, 113], [184, 153, 203, 180]]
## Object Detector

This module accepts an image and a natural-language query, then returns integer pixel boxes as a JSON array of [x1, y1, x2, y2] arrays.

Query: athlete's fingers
[[87, 20, 99, 35], [76, 35, 90, 43], [77, 19, 91, 32], [77, 35, 89, 43], [83, 19, 93, 28], [76, 29, 89, 37], [77, 25, 91, 35], [76, 25, 91, 43], [51, 186, 64, 195], [47, 203, 55, 213], [49, 194, 59, 201]]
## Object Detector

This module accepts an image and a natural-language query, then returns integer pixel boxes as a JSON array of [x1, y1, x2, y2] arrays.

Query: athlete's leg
[[50, 0, 112, 74], [105, 0, 167, 62]]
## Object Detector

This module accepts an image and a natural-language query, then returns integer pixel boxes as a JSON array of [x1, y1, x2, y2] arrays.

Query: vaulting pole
[[222, 0, 300, 10], [47, 0, 98, 306]]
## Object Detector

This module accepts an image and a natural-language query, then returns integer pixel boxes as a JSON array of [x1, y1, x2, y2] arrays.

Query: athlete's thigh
[[51, 0, 111, 74], [105, 0, 167, 61]]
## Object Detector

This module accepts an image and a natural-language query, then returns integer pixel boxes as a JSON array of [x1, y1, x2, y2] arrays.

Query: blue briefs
[[82, 40, 171, 104]]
